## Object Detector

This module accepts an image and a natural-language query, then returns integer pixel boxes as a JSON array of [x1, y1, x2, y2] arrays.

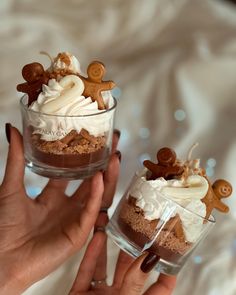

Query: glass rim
[[134, 170, 216, 224], [20, 94, 117, 118]]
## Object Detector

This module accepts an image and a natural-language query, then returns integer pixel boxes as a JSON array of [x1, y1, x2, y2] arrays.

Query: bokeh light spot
[[174, 109, 186, 121], [193, 255, 202, 264], [207, 158, 216, 168]]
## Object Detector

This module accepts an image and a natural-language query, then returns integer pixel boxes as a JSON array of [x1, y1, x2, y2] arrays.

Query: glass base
[[106, 220, 182, 276], [25, 158, 108, 179]]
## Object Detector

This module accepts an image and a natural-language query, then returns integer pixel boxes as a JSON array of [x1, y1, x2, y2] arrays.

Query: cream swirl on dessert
[[130, 169, 209, 243], [29, 75, 114, 141]]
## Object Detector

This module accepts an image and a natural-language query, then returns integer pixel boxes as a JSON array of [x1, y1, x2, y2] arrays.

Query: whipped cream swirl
[[130, 169, 209, 243], [29, 75, 114, 141]]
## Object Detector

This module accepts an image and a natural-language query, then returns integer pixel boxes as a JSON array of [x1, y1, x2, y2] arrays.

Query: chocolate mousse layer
[[118, 197, 191, 262], [30, 128, 108, 168]]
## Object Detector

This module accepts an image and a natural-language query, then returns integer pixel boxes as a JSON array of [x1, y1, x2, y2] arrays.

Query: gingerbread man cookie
[[144, 147, 184, 180], [201, 179, 233, 220], [78, 61, 115, 110], [16, 62, 49, 106]]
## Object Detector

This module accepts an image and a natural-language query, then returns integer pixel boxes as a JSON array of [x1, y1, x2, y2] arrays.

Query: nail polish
[[140, 252, 160, 273], [114, 129, 121, 138], [5, 123, 11, 144], [115, 150, 122, 162]]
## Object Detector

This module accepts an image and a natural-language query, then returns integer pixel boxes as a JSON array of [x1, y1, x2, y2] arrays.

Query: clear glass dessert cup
[[106, 173, 215, 276], [20, 95, 117, 179]]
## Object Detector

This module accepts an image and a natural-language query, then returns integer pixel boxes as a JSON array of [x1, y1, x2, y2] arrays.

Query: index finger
[[2, 125, 25, 192]]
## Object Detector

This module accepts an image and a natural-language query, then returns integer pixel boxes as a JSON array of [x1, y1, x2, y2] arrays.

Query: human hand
[[69, 153, 176, 295], [0, 124, 120, 294], [69, 231, 176, 295]]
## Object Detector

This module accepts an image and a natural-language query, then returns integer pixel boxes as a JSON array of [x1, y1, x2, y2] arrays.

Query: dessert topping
[[16, 62, 49, 106], [78, 61, 115, 110], [201, 179, 232, 220], [143, 147, 184, 180], [17, 52, 115, 111]]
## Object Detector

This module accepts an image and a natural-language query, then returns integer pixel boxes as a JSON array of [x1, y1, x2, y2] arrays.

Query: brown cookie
[[201, 178, 232, 220], [78, 61, 115, 110], [143, 147, 184, 180], [17, 62, 49, 106]]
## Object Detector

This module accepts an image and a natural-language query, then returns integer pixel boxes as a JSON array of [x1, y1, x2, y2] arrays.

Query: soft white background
[[0, 0, 236, 294]]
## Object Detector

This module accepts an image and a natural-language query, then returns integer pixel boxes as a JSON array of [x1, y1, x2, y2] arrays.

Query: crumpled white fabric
[[0, 0, 236, 294]]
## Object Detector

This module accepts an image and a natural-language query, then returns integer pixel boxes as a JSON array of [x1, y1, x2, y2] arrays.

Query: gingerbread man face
[[22, 62, 45, 82], [144, 147, 184, 180], [212, 179, 232, 199], [157, 147, 177, 166]]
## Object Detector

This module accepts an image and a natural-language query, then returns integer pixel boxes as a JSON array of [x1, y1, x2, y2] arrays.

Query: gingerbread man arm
[[143, 160, 160, 175], [100, 81, 116, 91], [213, 199, 229, 213]]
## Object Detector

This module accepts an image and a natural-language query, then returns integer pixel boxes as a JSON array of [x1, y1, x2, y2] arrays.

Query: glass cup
[[20, 95, 117, 179], [106, 172, 215, 275]]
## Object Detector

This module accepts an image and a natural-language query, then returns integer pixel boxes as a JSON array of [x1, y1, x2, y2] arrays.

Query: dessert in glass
[[106, 144, 233, 275], [17, 52, 117, 179]]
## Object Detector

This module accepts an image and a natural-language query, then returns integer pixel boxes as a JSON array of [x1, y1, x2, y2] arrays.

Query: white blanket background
[[0, 0, 236, 294]]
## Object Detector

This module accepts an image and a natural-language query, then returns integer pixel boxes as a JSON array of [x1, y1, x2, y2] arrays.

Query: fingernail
[[114, 129, 121, 138], [5, 123, 11, 144], [140, 252, 160, 273], [115, 150, 122, 162]]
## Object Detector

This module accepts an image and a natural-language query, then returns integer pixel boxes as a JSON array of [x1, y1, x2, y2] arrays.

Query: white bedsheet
[[0, 0, 236, 294]]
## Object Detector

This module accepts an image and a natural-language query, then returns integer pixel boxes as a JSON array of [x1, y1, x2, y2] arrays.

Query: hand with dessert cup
[[69, 231, 176, 295], [0, 124, 121, 294], [70, 142, 176, 295]]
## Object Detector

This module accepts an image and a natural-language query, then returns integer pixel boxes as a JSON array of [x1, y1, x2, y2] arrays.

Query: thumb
[[120, 252, 160, 295], [2, 124, 25, 190]]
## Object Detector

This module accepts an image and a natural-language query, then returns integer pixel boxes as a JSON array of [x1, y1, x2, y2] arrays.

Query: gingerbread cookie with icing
[[202, 179, 232, 220], [144, 147, 184, 180]]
